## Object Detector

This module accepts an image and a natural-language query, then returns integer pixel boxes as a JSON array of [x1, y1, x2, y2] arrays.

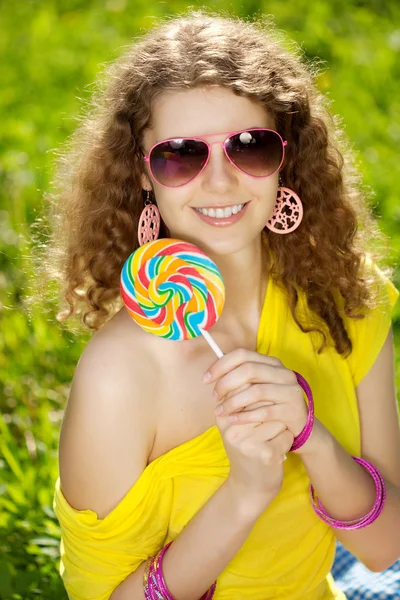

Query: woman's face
[[141, 86, 280, 257]]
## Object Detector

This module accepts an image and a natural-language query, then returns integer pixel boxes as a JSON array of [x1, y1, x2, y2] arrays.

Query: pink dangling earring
[[138, 190, 161, 246], [266, 179, 303, 234]]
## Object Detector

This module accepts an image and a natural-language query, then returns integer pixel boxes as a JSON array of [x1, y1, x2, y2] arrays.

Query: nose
[[200, 139, 238, 193]]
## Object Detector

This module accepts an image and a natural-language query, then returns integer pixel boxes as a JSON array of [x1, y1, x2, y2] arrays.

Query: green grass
[[0, 1, 399, 597]]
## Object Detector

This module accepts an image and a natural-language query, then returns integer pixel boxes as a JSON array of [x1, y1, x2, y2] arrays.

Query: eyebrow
[[158, 126, 269, 141]]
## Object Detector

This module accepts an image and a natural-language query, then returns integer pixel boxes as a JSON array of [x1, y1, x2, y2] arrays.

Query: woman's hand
[[203, 348, 309, 441]]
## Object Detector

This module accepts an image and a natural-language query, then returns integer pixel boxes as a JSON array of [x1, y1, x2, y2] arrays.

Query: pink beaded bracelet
[[289, 371, 315, 452], [310, 456, 386, 530], [143, 540, 217, 599]]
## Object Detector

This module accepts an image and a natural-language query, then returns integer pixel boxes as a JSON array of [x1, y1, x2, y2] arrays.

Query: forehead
[[143, 87, 275, 146]]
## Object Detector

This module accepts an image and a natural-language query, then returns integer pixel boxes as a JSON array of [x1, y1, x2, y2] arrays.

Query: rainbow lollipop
[[120, 239, 225, 357]]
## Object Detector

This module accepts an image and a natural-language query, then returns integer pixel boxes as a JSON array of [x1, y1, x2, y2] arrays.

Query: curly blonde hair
[[28, 8, 395, 356]]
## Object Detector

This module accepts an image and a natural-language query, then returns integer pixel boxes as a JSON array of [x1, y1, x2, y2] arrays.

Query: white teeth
[[195, 203, 245, 218]]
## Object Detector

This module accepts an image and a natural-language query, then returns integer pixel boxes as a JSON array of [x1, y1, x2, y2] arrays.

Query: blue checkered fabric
[[332, 541, 400, 599]]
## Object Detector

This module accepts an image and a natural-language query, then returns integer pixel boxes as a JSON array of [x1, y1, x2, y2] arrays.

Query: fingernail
[[212, 390, 219, 400], [202, 371, 211, 383], [215, 405, 224, 415]]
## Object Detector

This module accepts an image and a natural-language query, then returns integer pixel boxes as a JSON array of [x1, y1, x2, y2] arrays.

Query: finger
[[268, 429, 295, 462], [223, 381, 252, 402], [217, 382, 298, 415], [225, 418, 286, 443], [203, 348, 283, 384], [254, 426, 294, 461], [214, 363, 273, 401], [251, 420, 288, 441], [227, 403, 288, 424]]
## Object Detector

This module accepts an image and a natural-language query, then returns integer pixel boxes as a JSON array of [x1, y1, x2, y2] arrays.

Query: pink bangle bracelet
[[142, 372, 385, 599], [289, 371, 315, 452], [143, 541, 217, 599], [310, 456, 386, 530]]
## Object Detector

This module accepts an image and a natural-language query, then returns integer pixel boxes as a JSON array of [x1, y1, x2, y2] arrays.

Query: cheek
[[153, 189, 188, 233], [251, 183, 278, 222], [153, 186, 177, 213]]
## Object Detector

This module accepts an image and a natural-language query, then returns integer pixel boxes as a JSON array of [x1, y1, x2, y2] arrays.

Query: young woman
[[40, 10, 400, 600]]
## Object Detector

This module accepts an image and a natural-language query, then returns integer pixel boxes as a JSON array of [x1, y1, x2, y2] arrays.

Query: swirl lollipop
[[120, 239, 225, 357]]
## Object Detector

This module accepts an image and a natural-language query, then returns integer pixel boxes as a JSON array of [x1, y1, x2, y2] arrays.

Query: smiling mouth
[[193, 202, 249, 218]]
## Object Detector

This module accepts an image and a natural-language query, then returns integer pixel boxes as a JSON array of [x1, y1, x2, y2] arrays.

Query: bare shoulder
[[58, 307, 160, 519]]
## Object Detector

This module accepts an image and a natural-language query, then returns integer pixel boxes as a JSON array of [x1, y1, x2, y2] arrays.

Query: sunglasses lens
[[226, 129, 283, 177], [150, 139, 208, 187]]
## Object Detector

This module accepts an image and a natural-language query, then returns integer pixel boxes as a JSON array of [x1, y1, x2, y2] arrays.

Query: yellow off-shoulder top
[[53, 257, 399, 599]]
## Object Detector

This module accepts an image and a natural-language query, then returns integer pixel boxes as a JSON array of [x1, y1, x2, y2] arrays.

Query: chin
[[171, 231, 258, 258]]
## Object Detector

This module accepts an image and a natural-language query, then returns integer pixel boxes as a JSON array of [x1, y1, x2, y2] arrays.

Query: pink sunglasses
[[142, 127, 287, 188]]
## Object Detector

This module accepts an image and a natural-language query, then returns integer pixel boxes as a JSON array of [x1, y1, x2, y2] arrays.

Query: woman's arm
[[110, 478, 268, 600], [299, 327, 400, 572], [58, 325, 273, 600]]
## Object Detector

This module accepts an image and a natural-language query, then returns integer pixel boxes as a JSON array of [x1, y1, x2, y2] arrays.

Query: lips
[[193, 202, 248, 210], [192, 201, 250, 227]]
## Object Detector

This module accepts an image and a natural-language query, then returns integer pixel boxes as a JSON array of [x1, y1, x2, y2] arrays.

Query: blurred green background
[[0, 0, 399, 597]]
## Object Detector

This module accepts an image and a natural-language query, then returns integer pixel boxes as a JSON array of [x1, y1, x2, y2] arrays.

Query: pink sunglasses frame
[[142, 127, 287, 188]]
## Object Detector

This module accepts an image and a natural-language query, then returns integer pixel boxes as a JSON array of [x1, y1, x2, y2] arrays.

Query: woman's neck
[[208, 234, 270, 346]]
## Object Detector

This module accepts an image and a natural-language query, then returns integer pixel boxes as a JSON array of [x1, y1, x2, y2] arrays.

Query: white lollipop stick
[[200, 329, 224, 358]]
